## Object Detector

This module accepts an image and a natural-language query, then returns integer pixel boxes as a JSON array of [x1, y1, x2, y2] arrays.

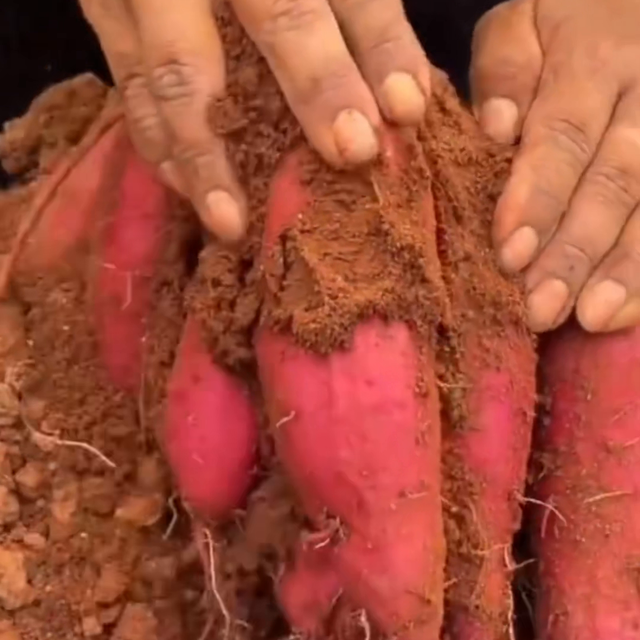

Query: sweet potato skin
[[19, 122, 122, 272], [256, 135, 445, 639], [164, 317, 258, 520], [533, 323, 640, 639], [94, 134, 169, 391], [257, 321, 445, 639], [445, 330, 536, 639]]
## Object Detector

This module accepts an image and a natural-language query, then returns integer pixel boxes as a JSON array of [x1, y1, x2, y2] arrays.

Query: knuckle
[[173, 144, 227, 188], [361, 24, 410, 61], [120, 74, 163, 138], [148, 61, 199, 104], [555, 238, 596, 275], [120, 70, 149, 107], [586, 162, 640, 210], [258, 0, 325, 47], [536, 117, 593, 166], [294, 66, 358, 111]]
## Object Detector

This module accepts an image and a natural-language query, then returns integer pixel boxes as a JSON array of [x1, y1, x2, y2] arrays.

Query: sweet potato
[[165, 317, 258, 520], [532, 323, 640, 639], [416, 83, 537, 639], [255, 141, 446, 640], [444, 329, 535, 639], [94, 133, 169, 391]]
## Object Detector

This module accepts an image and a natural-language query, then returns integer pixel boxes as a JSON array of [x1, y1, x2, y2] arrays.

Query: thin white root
[[357, 610, 371, 640], [503, 545, 535, 573], [517, 493, 566, 529], [275, 411, 296, 429], [583, 490, 633, 505], [22, 412, 116, 469], [196, 614, 214, 640], [163, 493, 179, 540], [202, 527, 232, 640]]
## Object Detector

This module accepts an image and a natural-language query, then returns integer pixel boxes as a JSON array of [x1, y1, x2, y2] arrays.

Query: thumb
[[470, 0, 542, 144]]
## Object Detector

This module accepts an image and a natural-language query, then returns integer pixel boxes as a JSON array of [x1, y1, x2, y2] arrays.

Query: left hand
[[471, 0, 640, 333]]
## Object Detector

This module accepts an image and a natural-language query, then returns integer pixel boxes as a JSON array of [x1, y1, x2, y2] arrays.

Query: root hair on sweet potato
[[516, 493, 566, 527], [581, 490, 633, 505]]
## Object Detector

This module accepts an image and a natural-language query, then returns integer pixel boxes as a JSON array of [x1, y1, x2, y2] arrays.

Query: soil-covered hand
[[77, 0, 430, 243], [471, 0, 640, 334]]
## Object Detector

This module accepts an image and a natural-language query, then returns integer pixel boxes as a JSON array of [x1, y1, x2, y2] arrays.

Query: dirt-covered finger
[[79, 0, 169, 168], [470, 0, 541, 143], [233, 0, 381, 166], [330, 0, 430, 125], [128, 0, 245, 241]]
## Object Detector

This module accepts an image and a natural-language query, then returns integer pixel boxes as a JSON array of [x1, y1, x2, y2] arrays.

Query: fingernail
[[527, 279, 570, 333], [479, 97, 519, 144], [333, 109, 379, 165], [578, 279, 627, 332], [204, 190, 245, 242], [380, 72, 427, 125], [499, 226, 539, 272]]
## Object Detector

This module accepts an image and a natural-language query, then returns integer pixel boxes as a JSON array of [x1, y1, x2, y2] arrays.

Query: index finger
[[494, 66, 618, 272], [129, 0, 245, 241]]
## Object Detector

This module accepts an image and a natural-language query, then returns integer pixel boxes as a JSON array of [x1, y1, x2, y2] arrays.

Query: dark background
[[0, 0, 501, 126]]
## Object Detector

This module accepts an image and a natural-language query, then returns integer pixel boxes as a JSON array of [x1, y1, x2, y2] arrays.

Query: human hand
[[78, 0, 430, 243], [471, 0, 640, 333]]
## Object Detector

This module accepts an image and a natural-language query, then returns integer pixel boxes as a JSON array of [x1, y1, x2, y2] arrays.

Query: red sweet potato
[[532, 323, 640, 639], [94, 133, 169, 391], [444, 329, 535, 639], [164, 317, 258, 520], [18, 120, 122, 272], [255, 141, 446, 639]]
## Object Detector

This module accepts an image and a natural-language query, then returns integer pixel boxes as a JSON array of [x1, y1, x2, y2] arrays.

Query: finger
[[234, 0, 381, 166], [470, 0, 542, 144], [129, 0, 245, 241], [578, 204, 640, 332], [524, 91, 640, 332], [329, 0, 431, 125], [79, 0, 175, 179], [494, 67, 619, 274]]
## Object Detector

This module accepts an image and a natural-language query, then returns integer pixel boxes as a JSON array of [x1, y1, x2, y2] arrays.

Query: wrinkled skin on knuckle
[[586, 163, 640, 211], [149, 60, 201, 105], [119, 73, 165, 160], [255, 0, 326, 49], [292, 65, 358, 112], [533, 116, 593, 166], [360, 25, 409, 60], [526, 241, 593, 293]]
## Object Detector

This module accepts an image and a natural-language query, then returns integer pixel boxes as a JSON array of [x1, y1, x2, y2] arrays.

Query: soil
[[0, 5, 535, 640]]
